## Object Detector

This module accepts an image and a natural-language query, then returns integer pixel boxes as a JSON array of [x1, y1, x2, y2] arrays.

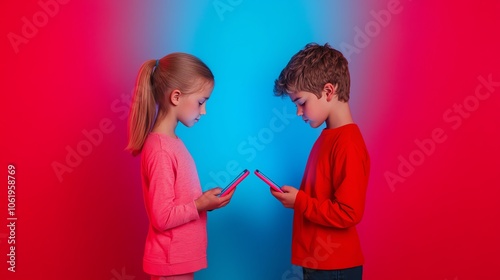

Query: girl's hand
[[195, 187, 235, 212], [270, 185, 298, 209]]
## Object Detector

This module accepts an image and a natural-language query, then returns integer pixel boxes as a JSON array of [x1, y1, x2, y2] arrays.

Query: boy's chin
[[308, 121, 322, 128]]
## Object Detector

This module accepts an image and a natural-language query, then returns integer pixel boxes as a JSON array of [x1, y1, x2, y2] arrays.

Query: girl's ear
[[324, 83, 338, 101], [169, 90, 182, 105]]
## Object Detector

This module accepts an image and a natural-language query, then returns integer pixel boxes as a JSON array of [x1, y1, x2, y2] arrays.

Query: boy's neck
[[325, 101, 354, 129]]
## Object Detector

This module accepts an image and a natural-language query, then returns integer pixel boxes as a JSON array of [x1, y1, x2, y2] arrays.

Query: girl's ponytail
[[126, 60, 158, 156]]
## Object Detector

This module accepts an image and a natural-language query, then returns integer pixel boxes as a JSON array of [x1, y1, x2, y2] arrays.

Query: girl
[[126, 53, 235, 280]]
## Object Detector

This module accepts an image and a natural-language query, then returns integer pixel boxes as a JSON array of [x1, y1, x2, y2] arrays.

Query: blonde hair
[[126, 53, 214, 156]]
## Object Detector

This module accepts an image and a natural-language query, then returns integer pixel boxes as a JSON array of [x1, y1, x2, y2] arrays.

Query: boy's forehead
[[288, 90, 310, 98], [287, 90, 299, 97], [288, 91, 311, 103], [287, 91, 298, 101]]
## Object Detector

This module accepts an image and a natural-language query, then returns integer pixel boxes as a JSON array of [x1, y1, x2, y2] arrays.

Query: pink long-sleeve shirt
[[140, 133, 207, 276]]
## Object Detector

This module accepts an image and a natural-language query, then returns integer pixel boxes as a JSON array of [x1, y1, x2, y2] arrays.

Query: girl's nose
[[200, 103, 207, 115]]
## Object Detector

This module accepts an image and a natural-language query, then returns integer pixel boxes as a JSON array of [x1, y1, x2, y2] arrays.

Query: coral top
[[292, 124, 370, 269], [140, 133, 207, 276]]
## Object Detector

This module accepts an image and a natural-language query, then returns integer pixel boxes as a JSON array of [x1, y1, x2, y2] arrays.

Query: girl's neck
[[152, 112, 178, 138]]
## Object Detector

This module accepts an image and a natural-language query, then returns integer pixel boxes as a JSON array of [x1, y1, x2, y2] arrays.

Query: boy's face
[[288, 89, 331, 128]]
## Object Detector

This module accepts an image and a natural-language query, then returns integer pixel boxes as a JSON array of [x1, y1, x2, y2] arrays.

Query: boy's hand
[[195, 187, 235, 212], [270, 185, 298, 209]]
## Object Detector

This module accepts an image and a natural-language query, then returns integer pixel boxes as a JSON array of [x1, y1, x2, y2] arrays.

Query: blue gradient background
[[2, 0, 499, 279], [119, 2, 358, 279], [157, 2, 354, 279]]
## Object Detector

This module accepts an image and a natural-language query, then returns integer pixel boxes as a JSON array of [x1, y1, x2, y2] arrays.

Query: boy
[[271, 43, 370, 280]]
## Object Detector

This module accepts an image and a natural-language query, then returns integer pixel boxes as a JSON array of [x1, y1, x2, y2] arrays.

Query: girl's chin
[[180, 120, 196, 128]]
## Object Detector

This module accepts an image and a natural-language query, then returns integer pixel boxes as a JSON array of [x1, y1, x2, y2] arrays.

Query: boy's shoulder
[[323, 123, 362, 139], [322, 124, 367, 153]]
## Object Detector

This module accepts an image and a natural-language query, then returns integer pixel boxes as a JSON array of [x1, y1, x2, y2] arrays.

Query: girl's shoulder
[[143, 133, 184, 155]]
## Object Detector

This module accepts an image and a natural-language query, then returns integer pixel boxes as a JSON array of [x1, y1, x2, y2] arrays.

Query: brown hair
[[273, 43, 350, 102], [126, 53, 214, 156]]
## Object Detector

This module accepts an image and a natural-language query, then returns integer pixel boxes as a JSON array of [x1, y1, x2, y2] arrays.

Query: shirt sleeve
[[146, 150, 200, 231], [294, 143, 370, 229]]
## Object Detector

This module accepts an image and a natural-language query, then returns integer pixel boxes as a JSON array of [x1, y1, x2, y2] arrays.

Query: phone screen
[[255, 169, 283, 193], [218, 169, 250, 197]]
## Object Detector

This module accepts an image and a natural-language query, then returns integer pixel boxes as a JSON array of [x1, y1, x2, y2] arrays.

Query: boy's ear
[[169, 90, 182, 105], [324, 83, 338, 101]]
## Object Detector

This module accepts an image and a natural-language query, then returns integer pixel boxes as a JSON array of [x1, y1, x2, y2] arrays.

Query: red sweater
[[292, 124, 370, 269]]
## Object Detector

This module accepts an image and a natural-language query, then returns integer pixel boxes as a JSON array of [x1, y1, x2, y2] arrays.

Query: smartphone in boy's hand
[[254, 169, 284, 193]]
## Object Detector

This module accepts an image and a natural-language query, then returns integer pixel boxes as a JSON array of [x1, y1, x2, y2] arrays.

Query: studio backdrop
[[2, 1, 499, 279]]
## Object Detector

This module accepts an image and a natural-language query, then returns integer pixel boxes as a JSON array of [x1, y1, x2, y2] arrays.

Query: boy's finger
[[271, 190, 285, 199]]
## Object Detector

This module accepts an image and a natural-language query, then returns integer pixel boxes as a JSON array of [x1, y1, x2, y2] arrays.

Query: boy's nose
[[296, 106, 303, 116]]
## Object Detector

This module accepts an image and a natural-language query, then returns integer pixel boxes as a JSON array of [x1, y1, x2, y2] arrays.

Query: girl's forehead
[[192, 83, 213, 98], [186, 78, 213, 95]]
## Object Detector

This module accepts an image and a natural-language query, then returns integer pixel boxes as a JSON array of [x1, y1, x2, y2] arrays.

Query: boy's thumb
[[280, 185, 291, 192]]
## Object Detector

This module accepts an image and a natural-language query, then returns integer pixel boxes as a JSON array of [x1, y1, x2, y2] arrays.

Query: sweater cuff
[[187, 200, 200, 221], [294, 190, 308, 213]]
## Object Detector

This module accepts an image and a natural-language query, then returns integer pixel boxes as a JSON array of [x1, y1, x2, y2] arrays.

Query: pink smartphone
[[254, 169, 284, 193], [218, 169, 250, 197]]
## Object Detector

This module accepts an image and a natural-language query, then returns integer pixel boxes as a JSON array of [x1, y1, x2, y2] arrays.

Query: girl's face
[[177, 81, 213, 127]]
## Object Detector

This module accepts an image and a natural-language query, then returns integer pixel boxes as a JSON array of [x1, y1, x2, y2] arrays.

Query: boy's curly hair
[[274, 43, 350, 102]]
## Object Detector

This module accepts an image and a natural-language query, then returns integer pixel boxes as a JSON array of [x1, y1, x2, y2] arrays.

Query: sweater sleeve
[[146, 150, 200, 231], [294, 143, 369, 229]]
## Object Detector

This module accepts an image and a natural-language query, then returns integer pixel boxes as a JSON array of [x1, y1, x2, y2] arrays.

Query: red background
[[1, 1, 499, 279]]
